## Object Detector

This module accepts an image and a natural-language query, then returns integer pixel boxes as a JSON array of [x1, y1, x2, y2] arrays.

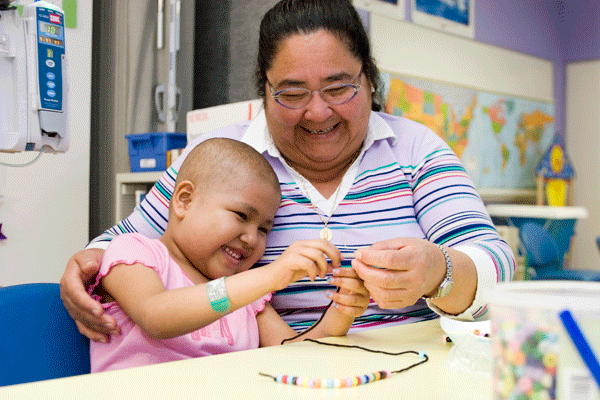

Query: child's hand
[[325, 267, 370, 318], [267, 239, 342, 291]]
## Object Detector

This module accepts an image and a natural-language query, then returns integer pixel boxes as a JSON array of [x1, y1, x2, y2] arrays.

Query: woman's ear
[[172, 180, 195, 218]]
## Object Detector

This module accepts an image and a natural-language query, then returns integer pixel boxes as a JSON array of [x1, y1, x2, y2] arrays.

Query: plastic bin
[[126, 132, 187, 172], [488, 281, 600, 400]]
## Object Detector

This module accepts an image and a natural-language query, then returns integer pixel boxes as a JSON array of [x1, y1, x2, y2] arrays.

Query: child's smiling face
[[175, 169, 281, 280]]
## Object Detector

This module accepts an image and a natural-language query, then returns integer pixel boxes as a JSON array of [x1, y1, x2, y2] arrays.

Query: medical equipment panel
[[0, 1, 68, 153]]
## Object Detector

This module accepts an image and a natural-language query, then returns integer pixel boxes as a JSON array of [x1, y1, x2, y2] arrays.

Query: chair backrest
[[518, 222, 562, 276], [0, 283, 90, 387]]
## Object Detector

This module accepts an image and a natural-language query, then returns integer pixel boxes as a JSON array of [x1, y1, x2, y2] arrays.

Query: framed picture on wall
[[411, 0, 474, 38], [352, 0, 405, 21]]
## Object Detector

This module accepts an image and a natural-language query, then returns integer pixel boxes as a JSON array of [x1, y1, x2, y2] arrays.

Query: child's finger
[[332, 303, 366, 317], [332, 266, 360, 278], [326, 290, 370, 310], [327, 292, 370, 317], [328, 274, 369, 296], [306, 239, 343, 267]]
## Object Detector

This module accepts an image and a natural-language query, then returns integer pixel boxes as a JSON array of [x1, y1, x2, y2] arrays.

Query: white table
[[0, 319, 492, 400]]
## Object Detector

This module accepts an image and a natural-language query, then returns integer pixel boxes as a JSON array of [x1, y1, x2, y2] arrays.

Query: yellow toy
[[536, 135, 574, 206]]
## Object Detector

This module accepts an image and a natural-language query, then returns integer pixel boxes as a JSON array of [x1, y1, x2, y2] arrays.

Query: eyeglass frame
[[266, 68, 364, 109]]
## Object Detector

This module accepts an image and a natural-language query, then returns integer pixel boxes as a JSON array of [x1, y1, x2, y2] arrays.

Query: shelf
[[486, 204, 589, 220], [115, 172, 164, 223]]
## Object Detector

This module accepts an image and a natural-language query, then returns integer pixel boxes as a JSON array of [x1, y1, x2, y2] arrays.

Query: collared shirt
[[91, 110, 515, 328], [242, 109, 396, 214]]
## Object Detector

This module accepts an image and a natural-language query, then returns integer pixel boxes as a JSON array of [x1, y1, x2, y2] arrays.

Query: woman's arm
[[353, 121, 514, 319]]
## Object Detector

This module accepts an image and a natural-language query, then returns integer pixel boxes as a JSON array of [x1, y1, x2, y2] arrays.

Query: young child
[[89, 138, 369, 372]]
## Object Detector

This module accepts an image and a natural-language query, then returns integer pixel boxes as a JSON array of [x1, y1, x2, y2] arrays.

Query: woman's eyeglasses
[[268, 70, 363, 109]]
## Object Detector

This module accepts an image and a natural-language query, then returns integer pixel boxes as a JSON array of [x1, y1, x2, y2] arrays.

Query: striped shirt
[[90, 111, 515, 333]]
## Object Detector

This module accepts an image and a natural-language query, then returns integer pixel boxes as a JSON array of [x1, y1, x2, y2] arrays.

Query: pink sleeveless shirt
[[89, 233, 271, 372]]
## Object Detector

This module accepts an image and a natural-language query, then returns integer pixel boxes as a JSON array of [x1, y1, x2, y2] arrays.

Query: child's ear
[[172, 181, 195, 217]]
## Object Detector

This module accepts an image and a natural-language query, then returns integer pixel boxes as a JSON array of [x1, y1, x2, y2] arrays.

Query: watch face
[[440, 280, 453, 297]]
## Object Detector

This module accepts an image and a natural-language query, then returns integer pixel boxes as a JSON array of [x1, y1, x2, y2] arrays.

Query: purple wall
[[396, 0, 600, 142], [470, 0, 566, 139]]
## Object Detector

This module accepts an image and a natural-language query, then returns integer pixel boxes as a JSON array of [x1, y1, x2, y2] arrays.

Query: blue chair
[[519, 222, 600, 281], [0, 283, 90, 386]]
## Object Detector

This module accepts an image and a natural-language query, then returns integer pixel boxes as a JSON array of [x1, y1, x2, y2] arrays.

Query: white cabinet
[[115, 172, 163, 223]]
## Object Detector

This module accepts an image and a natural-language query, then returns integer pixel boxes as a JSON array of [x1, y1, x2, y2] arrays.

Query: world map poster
[[380, 72, 555, 190]]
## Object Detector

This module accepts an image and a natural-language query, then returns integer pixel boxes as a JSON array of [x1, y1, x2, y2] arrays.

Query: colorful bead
[[266, 365, 402, 388], [418, 351, 426, 359]]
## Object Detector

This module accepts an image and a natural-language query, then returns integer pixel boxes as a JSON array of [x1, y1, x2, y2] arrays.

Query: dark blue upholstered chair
[[0, 283, 90, 386]]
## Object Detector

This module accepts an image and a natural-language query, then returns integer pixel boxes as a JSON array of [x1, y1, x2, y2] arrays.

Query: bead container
[[488, 281, 600, 400]]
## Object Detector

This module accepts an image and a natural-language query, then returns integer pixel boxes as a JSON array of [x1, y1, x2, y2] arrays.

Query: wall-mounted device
[[0, 0, 68, 153]]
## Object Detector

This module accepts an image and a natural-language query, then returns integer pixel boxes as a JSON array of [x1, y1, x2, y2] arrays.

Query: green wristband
[[207, 277, 230, 313]]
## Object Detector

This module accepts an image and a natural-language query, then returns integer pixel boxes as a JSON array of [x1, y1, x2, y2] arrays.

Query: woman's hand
[[351, 238, 447, 309], [266, 239, 342, 291], [326, 267, 370, 317], [60, 248, 120, 342]]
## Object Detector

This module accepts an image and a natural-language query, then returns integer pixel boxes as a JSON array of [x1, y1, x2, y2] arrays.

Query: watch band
[[422, 244, 453, 300]]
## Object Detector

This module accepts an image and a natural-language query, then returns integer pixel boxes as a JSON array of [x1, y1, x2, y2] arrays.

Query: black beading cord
[[264, 287, 430, 387], [280, 287, 339, 345], [262, 338, 429, 379], [301, 338, 429, 374]]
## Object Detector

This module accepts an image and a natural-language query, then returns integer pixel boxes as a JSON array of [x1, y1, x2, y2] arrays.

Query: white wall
[[0, 1, 92, 285], [566, 60, 600, 271], [370, 16, 554, 104]]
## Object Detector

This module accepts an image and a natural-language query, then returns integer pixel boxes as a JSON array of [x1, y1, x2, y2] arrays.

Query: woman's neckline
[[283, 147, 361, 198]]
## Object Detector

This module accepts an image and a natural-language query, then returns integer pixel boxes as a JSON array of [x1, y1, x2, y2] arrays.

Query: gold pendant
[[320, 227, 332, 241]]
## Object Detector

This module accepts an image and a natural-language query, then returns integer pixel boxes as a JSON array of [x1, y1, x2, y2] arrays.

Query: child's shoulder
[[104, 233, 165, 262], [108, 232, 154, 247]]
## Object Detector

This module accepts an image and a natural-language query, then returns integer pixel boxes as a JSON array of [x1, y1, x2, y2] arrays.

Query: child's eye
[[234, 211, 248, 220], [259, 226, 270, 235]]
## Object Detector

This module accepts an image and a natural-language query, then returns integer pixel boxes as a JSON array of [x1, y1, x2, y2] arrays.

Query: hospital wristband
[[206, 277, 230, 313]]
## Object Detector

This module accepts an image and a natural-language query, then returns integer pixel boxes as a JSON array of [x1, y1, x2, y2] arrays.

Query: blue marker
[[559, 309, 600, 391]]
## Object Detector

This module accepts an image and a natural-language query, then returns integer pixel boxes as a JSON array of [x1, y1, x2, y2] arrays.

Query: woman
[[61, 0, 514, 343]]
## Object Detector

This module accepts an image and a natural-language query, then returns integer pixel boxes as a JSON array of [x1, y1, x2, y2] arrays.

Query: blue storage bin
[[126, 132, 187, 172]]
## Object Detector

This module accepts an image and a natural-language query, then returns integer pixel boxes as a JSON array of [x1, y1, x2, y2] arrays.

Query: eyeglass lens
[[275, 83, 359, 109]]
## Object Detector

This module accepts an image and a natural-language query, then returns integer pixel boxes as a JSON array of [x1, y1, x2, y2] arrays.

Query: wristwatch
[[423, 244, 453, 299]]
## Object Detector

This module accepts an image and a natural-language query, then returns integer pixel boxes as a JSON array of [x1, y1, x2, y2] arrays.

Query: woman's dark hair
[[255, 0, 383, 111]]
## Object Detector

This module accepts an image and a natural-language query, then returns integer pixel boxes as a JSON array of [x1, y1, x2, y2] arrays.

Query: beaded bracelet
[[260, 339, 429, 389]]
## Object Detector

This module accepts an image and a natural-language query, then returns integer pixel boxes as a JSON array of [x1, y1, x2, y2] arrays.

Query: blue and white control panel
[[36, 6, 64, 112]]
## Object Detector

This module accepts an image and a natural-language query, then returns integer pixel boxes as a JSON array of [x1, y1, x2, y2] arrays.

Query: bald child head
[[174, 138, 281, 202]]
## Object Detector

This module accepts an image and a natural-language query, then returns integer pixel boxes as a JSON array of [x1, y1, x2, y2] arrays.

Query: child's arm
[[100, 239, 342, 340], [257, 267, 370, 347]]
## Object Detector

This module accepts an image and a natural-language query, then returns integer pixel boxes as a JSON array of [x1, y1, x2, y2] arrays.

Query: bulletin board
[[369, 15, 554, 202]]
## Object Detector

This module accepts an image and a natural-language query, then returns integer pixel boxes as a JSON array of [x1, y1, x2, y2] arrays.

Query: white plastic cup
[[488, 281, 600, 400]]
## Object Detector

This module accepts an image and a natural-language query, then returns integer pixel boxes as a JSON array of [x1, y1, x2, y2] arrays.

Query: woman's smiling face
[[264, 29, 372, 176]]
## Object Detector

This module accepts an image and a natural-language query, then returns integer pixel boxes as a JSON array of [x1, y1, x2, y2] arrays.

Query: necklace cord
[[280, 287, 340, 345], [259, 338, 429, 382]]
